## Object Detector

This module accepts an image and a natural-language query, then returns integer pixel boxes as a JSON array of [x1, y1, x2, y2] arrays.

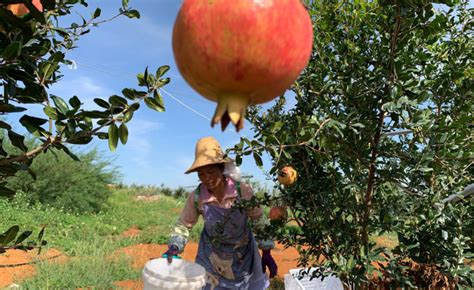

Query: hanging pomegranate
[[278, 166, 297, 186], [269, 206, 288, 221], [172, 0, 313, 131], [6, 0, 43, 17]]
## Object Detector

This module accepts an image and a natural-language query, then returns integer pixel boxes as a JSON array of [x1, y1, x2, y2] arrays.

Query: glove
[[162, 245, 180, 264], [261, 249, 278, 278]]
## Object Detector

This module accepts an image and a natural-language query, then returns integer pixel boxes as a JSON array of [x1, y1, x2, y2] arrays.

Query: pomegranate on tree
[[269, 206, 288, 221], [6, 0, 43, 17], [172, 0, 313, 131], [278, 166, 297, 186]]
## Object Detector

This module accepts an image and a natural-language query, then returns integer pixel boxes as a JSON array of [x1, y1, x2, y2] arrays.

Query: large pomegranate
[[172, 0, 313, 131], [6, 0, 43, 17]]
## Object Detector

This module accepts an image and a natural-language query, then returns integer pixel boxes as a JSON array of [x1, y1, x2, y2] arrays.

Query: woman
[[164, 136, 277, 290]]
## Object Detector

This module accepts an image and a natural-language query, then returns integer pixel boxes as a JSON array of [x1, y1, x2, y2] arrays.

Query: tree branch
[[0, 136, 54, 166], [361, 5, 403, 247]]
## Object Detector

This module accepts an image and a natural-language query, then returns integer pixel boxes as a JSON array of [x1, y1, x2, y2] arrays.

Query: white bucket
[[142, 258, 206, 290], [284, 268, 343, 290]]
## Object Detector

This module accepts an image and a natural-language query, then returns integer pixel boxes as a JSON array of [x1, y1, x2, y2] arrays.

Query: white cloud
[[49, 75, 115, 110], [138, 15, 172, 43], [126, 119, 163, 137], [122, 118, 163, 171]]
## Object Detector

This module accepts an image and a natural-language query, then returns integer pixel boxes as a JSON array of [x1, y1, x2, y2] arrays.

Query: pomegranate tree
[[172, 0, 313, 131]]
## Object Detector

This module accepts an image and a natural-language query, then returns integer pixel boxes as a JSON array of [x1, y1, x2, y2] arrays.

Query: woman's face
[[197, 164, 224, 191]]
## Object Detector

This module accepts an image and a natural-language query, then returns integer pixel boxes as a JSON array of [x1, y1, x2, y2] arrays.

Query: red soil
[[0, 248, 66, 288], [120, 227, 142, 238]]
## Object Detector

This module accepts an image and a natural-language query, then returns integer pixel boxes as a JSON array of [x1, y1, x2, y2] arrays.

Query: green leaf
[[156, 77, 170, 88], [2, 41, 22, 60], [0, 141, 7, 157], [39, 52, 65, 83], [108, 123, 119, 151], [8, 130, 28, 152], [118, 123, 128, 145], [66, 136, 93, 145], [153, 91, 165, 111], [93, 7, 101, 18], [253, 152, 263, 167], [69, 96, 81, 110], [0, 121, 12, 130], [67, 120, 76, 134], [93, 98, 110, 109], [124, 9, 140, 18], [122, 88, 140, 100], [15, 231, 32, 245], [390, 86, 399, 99], [156, 65, 170, 78], [122, 109, 134, 123], [122, 0, 129, 8], [43, 106, 58, 120], [56, 143, 80, 161], [0, 104, 27, 113], [37, 226, 45, 245], [51, 95, 69, 115], [19, 115, 48, 133], [0, 225, 19, 245], [81, 110, 110, 119], [144, 97, 165, 112], [236, 154, 242, 166], [109, 95, 128, 107], [143, 67, 149, 86]]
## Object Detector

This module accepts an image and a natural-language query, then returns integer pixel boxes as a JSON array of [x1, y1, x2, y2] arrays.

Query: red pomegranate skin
[[172, 0, 313, 105], [7, 0, 43, 17]]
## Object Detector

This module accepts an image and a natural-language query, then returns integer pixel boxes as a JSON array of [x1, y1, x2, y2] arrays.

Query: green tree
[[0, 0, 169, 251], [231, 0, 472, 287], [7, 144, 118, 213]]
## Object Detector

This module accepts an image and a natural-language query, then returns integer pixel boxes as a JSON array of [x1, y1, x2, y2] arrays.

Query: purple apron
[[194, 182, 267, 289]]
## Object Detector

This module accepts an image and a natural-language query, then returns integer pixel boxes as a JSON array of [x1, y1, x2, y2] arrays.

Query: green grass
[[0, 189, 203, 288], [21, 243, 138, 288]]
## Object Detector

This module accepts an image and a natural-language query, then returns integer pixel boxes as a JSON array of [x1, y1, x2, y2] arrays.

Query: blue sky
[[25, 0, 278, 189]]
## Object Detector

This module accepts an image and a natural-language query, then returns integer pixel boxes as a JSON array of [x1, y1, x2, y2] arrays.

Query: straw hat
[[185, 136, 232, 174]]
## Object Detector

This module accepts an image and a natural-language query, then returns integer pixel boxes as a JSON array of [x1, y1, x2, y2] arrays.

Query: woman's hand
[[163, 245, 179, 264], [261, 249, 278, 278]]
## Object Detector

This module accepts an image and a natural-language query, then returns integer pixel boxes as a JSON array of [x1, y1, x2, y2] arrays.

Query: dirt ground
[[0, 248, 66, 288]]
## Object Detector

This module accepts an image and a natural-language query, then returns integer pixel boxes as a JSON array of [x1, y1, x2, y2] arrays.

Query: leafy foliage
[[0, 0, 170, 196], [0, 0, 170, 252], [6, 143, 118, 213], [0, 189, 194, 287], [230, 0, 473, 287], [0, 224, 46, 254]]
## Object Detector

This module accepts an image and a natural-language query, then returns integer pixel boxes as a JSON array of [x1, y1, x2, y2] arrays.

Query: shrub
[[6, 145, 119, 214]]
